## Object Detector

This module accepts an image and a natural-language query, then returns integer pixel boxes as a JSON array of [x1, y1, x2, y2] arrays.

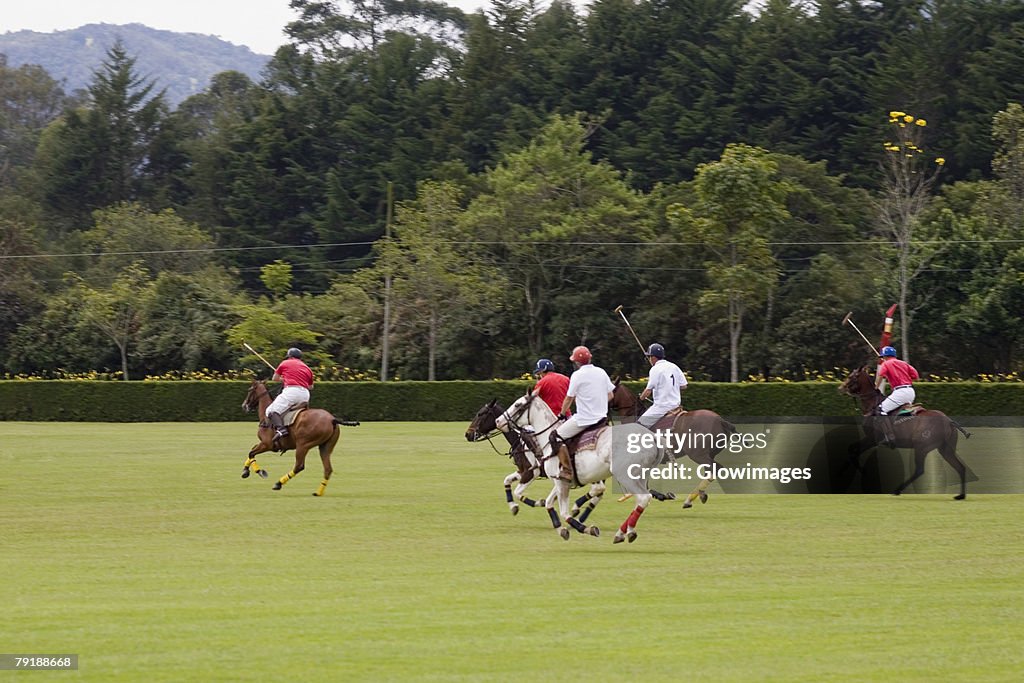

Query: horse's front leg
[[242, 442, 271, 480], [273, 446, 308, 491], [512, 469, 545, 510], [503, 471, 522, 515]]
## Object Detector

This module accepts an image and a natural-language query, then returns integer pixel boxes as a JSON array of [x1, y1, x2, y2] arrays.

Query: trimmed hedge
[[0, 380, 1021, 422]]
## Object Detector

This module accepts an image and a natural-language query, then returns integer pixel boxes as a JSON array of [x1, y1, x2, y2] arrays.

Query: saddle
[[652, 407, 687, 431], [565, 418, 609, 455], [260, 404, 308, 430], [892, 404, 926, 426]]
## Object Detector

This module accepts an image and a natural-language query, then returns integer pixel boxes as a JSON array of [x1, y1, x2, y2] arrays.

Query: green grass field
[[1, 422, 1022, 681]]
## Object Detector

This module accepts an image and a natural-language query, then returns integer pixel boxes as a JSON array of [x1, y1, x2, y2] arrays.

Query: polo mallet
[[613, 305, 650, 358], [841, 313, 880, 357], [242, 341, 277, 373]]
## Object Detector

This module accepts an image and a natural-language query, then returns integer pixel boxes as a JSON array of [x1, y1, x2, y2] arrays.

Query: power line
[[4, 237, 1024, 261]]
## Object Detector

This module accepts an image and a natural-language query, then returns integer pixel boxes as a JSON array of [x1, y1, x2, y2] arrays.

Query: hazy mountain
[[0, 23, 271, 107]]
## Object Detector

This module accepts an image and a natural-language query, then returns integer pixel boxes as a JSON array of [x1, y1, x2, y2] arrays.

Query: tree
[[377, 180, 505, 380], [80, 203, 216, 281], [135, 269, 243, 374], [34, 42, 169, 230], [0, 56, 71, 189], [226, 306, 323, 373], [667, 144, 787, 382], [260, 260, 294, 298], [72, 263, 151, 380], [463, 113, 653, 359], [874, 110, 947, 362]]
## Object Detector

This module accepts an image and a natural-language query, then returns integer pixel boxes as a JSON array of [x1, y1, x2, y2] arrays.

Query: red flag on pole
[[879, 304, 897, 350]]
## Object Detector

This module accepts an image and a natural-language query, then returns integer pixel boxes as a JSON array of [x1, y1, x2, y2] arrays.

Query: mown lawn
[[1, 422, 1021, 681]]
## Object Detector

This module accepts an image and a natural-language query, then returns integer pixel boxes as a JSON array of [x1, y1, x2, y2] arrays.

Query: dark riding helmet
[[646, 342, 665, 359], [880, 346, 897, 357], [534, 358, 555, 374], [286, 347, 303, 359]]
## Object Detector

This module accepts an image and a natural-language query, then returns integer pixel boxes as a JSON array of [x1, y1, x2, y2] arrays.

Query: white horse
[[496, 393, 663, 543]]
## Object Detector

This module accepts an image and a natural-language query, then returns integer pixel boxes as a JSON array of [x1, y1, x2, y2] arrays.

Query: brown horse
[[610, 381, 736, 508], [240, 379, 356, 496], [839, 367, 968, 500]]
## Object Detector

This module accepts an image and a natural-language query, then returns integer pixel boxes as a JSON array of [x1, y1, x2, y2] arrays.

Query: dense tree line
[[1, 0, 1022, 382]]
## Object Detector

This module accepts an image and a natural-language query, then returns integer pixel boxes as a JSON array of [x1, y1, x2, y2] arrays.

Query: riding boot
[[555, 444, 573, 482], [880, 416, 896, 448], [268, 412, 289, 442]]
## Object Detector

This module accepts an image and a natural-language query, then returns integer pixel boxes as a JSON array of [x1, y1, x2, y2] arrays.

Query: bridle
[[243, 381, 271, 412], [842, 368, 883, 417]]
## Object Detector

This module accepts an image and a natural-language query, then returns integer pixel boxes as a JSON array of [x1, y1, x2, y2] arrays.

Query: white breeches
[[880, 386, 915, 415], [267, 386, 310, 416]]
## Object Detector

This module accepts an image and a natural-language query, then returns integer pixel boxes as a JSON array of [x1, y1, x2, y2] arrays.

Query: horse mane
[[510, 393, 557, 427]]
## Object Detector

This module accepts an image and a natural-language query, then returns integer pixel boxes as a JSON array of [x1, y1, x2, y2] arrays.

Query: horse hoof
[[699, 492, 708, 504], [892, 490, 902, 496], [273, 482, 282, 491], [664, 492, 677, 501], [682, 501, 692, 509], [627, 531, 637, 543], [559, 527, 570, 541], [613, 534, 625, 544], [570, 507, 580, 517], [241, 468, 250, 479], [510, 505, 519, 516], [257, 469, 268, 480], [587, 526, 600, 537], [954, 493, 966, 500]]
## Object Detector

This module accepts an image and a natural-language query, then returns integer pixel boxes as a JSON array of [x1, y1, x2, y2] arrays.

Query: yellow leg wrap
[[314, 479, 328, 497], [244, 457, 255, 468], [278, 471, 294, 486], [248, 460, 261, 472]]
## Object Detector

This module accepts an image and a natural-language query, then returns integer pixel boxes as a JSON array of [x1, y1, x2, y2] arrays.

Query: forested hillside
[[1, 0, 1022, 382], [0, 23, 269, 106]]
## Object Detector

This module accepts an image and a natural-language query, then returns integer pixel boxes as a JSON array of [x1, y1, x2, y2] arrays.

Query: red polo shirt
[[275, 358, 314, 389], [534, 372, 571, 417], [878, 358, 918, 387]]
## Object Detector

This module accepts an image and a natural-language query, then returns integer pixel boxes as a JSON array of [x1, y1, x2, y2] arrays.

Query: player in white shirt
[[637, 343, 687, 429], [550, 345, 615, 481]]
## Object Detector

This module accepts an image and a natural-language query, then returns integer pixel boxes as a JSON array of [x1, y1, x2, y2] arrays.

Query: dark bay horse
[[241, 380, 357, 496], [839, 367, 968, 500], [610, 381, 736, 508]]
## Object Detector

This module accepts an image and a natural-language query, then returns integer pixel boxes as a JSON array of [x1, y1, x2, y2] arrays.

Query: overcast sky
[[1, 0, 502, 55]]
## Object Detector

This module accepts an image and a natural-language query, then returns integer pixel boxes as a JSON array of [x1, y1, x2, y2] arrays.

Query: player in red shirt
[[531, 359, 570, 417], [267, 347, 314, 440], [875, 346, 919, 415]]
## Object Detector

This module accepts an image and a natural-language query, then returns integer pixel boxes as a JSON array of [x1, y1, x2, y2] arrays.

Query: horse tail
[[333, 419, 361, 427], [950, 418, 971, 440]]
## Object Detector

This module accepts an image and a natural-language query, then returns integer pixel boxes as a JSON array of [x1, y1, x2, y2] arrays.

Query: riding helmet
[[534, 358, 555, 374], [570, 346, 592, 364], [286, 347, 303, 359], [646, 343, 665, 359], [880, 346, 897, 357]]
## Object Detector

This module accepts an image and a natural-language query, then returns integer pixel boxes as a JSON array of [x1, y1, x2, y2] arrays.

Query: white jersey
[[566, 363, 615, 427], [645, 359, 686, 409]]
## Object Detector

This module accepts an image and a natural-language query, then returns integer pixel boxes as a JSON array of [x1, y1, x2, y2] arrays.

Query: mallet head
[[614, 305, 624, 314], [841, 312, 853, 326]]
